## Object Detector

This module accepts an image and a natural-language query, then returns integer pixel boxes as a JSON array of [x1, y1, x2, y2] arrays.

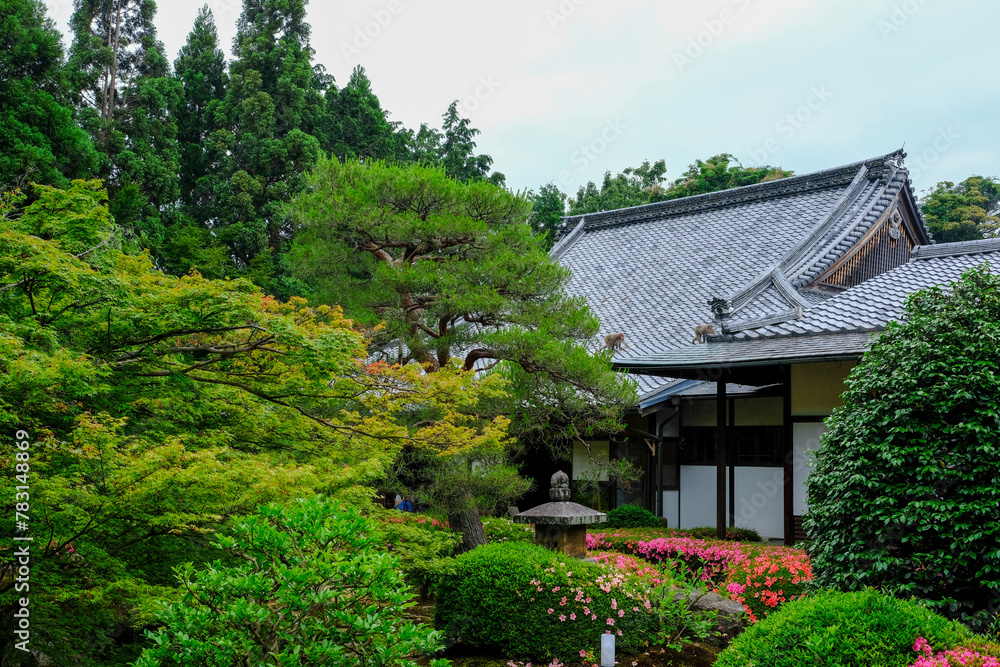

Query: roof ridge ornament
[[708, 297, 733, 320]]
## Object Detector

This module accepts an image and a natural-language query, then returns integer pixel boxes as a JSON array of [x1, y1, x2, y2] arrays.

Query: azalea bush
[[716, 589, 972, 667], [435, 541, 657, 661], [588, 530, 811, 621], [908, 637, 1000, 667]]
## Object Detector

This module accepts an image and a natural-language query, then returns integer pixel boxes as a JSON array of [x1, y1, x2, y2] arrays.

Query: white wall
[[662, 490, 680, 528], [792, 422, 827, 515], [680, 465, 785, 539], [572, 440, 609, 481], [679, 466, 719, 528], [731, 467, 785, 539]]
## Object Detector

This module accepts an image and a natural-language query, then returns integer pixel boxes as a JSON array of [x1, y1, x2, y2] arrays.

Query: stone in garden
[[687, 591, 748, 647], [512, 470, 606, 559]]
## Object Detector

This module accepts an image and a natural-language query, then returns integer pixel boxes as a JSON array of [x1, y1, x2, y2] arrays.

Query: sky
[[42, 0, 1000, 198]]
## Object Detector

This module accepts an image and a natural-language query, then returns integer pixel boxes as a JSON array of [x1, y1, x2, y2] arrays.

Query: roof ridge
[[555, 149, 905, 235], [912, 237, 1000, 259]]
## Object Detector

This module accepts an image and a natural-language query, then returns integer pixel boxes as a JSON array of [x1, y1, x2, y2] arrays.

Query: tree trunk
[[448, 507, 487, 554]]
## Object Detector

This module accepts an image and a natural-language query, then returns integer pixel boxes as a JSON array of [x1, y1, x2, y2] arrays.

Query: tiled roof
[[554, 150, 927, 400], [739, 239, 1000, 339], [617, 332, 876, 376]]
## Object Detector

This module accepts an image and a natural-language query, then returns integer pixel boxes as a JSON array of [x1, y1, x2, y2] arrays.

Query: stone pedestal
[[534, 524, 588, 559]]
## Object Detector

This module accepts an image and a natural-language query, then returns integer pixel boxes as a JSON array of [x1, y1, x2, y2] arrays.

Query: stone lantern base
[[534, 524, 587, 559]]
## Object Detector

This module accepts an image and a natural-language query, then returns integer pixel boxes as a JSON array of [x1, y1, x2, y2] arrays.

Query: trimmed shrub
[[684, 526, 762, 543], [716, 589, 971, 667], [435, 541, 657, 661], [807, 265, 1000, 629], [482, 515, 534, 543], [606, 504, 661, 529]]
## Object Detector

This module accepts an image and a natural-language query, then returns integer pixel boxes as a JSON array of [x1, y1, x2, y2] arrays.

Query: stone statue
[[549, 470, 571, 501]]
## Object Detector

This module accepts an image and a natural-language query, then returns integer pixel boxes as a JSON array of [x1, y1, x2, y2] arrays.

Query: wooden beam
[[783, 364, 794, 545], [716, 376, 727, 540]]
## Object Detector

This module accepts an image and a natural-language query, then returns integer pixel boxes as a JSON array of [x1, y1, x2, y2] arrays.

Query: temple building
[[552, 149, 1000, 543]]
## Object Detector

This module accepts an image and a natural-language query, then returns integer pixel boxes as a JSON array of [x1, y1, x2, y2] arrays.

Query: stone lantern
[[513, 471, 606, 558]]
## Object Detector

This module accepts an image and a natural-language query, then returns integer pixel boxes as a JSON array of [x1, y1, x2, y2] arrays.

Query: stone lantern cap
[[512, 470, 607, 526]]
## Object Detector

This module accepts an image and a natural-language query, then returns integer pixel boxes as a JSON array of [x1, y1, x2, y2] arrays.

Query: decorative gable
[[807, 195, 924, 292]]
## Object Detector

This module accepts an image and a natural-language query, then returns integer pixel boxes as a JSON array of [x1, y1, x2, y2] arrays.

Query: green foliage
[[606, 504, 661, 529], [435, 541, 657, 661], [529, 182, 567, 248], [569, 159, 667, 215], [715, 589, 971, 667], [661, 153, 792, 201], [0, 180, 511, 664], [683, 526, 762, 543], [806, 264, 1000, 629], [482, 516, 535, 544], [0, 0, 98, 187], [376, 511, 460, 594], [567, 155, 791, 215], [135, 496, 448, 667], [920, 176, 1000, 242], [649, 572, 719, 652]]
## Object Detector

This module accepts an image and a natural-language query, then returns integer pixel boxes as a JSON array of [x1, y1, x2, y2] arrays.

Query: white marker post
[[601, 632, 615, 667]]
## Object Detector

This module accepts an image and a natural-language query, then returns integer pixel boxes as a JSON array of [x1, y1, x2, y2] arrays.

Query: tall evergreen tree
[[438, 100, 504, 186], [0, 0, 98, 187], [322, 65, 407, 163], [215, 0, 325, 291], [174, 4, 227, 225], [67, 0, 181, 245]]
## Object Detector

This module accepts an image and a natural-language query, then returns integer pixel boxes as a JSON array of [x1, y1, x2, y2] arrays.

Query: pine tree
[[67, 0, 181, 245], [215, 0, 325, 289], [0, 0, 98, 187]]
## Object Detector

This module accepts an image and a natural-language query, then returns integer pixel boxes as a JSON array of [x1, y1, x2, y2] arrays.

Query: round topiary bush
[[606, 504, 660, 529], [806, 265, 1000, 628], [715, 589, 971, 667], [435, 541, 657, 661]]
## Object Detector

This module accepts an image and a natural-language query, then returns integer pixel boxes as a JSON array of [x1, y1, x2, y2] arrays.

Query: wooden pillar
[[783, 364, 794, 545], [716, 374, 727, 540]]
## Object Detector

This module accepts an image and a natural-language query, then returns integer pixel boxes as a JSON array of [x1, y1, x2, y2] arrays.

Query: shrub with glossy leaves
[[716, 589, 971, 667], [606, 504, 661, 529], [806, 264, 1000, 629], [435, 541, 657, 661], [136, 496, 446, 667]]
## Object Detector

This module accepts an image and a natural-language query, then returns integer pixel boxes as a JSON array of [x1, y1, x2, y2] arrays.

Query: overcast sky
[[43, 0, 1000, 197]]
